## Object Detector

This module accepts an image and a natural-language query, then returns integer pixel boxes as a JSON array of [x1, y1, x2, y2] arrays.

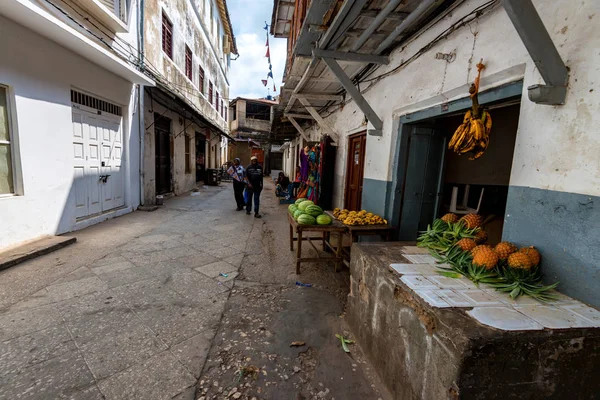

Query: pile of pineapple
[[333, 208, 387, 226], [418, 212, 558, 300]]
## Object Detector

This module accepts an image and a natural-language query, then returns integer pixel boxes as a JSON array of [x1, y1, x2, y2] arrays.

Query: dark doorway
[[196, 132, 206, 182], [344, 132, 367, 211], [271, 152, 283, 170], [397, 126, 446, 240], [154, 113, 172, 195]]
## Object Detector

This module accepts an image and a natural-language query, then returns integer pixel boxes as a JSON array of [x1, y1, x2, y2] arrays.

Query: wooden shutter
[[216, 92, 219, 111], [199, 67, 205, 93], [209, 82, 213, 104], [185, 46, 192, 80], [162, 13, 173, 59]]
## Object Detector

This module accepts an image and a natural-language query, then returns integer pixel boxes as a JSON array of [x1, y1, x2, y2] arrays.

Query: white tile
[[390, 263, 423, 275], [414, 290, 451, 308], [485, 290, 544, 306], [400, 246, 430, 255], [468, 307, 544, 331], [515, 305, 596, 329], [427, 275, 471, 289], [456, 278, 479, 289], [400, 275, 438, 290], [542, 291, 580, 306], [437, 289, 474, 307], [560, 304, 600, 327], [403, 254, 438, 264], [458, 289, 504, 307]]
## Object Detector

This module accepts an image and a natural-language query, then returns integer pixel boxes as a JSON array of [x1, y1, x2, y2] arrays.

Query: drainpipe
[[138, 0, 145, 206]]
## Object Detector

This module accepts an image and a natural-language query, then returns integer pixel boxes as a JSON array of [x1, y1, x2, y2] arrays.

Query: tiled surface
[[391, 246, 600, 331], [400, 246, 431, 255], [402, 254, 438, 264]]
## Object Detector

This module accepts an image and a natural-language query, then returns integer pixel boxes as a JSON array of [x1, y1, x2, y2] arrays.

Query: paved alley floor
[[0, 182, 390, 400]]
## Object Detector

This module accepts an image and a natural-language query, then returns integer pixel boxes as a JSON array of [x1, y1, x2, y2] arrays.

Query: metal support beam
[[297, 97, 338, 140], [287, 116, 310, 142], [375, 0, 439, 54], [502, 0, 568, 105], [319, 0, 369, 50], [351, 0, 404, 52], [312, 49, 389, 65], [284, 113, 314, 119], [360, 9, 409, 20], [320, 57, 382, 136], [295, 93, 344, 102]]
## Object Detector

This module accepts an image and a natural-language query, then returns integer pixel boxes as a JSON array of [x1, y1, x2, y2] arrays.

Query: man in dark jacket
[[245, 156, 263, 218]]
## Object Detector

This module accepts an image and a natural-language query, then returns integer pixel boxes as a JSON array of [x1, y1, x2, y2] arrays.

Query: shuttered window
[[185, 135, 191, 174], [162, 13, 173, 59], [0, 86, 15, 195], [216, 92, 219, 111], [225, 105, 228, 121], [199, 67, 205, 93], [221, 100, 224, 119], [185, 46, 193, 80], [208, 81, 213, 104]]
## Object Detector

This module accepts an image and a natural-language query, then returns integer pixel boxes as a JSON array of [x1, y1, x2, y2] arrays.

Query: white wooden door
[[72, 105, 124, 218]]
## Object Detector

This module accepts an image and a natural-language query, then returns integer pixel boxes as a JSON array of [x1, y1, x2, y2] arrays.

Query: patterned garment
[[227, 165, 246, 182]]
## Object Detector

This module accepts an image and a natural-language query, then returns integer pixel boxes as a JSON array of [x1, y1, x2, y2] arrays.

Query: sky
[[227, 0, 286, 100]]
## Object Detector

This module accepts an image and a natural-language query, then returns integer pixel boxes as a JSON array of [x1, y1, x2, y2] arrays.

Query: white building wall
[[314, 0, 600, 206], [0, 15, 141, 249]]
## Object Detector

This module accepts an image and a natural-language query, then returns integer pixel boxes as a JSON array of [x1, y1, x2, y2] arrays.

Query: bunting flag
[[261, 22, 278, 96], [269, 63, 272, 70], [263, 22, 269, 30], [265, 36, 269, 47], [273, 83, 277, 92], [265, 47, 270, 58], [267, 71, 273, 79], [261, 79, 268, 87]]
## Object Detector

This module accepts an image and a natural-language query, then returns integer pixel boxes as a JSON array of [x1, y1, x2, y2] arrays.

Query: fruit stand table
[[288, 213, 346, 274], [324, 211, 394, 242]]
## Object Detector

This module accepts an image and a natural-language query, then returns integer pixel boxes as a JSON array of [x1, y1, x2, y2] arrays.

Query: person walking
[[245, 156, 263, 218], [227, 158, 246, 211]]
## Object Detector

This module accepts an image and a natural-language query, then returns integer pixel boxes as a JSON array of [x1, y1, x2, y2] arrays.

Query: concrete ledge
[[347, 242, 600, 400], [0, 236, 77, 271]]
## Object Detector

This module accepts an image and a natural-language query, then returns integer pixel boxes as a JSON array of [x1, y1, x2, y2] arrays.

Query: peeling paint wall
[[144, 0, 230, 133], [310, 0, 599, 207]]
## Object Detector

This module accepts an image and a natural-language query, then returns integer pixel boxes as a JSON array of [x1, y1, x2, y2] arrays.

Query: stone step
[[0, 236, 77, 271]]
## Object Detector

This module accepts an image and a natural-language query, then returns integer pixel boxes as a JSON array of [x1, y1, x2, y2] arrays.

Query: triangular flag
[[265, 47, 270, 58], [273, 83, 277, 92], [263, 22, 268, 30], [261, 79, 268, 87], [269, 63, 272, 70], [265, 36, 269, 47], [267, 71, 273, 79]]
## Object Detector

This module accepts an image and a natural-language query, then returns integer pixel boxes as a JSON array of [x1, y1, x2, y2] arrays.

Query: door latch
[[99, 174, 111, 183]]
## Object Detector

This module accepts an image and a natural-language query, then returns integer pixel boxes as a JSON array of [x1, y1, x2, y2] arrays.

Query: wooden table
[[325, 211, 394, 242], [288, 213, 346, 274]]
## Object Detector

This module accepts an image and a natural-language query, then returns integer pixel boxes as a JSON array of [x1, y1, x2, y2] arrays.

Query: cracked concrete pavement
[[0, 182, 390, 400]]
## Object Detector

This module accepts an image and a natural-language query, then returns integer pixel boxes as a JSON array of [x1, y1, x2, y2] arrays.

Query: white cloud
[[227, 0, 286, 100]]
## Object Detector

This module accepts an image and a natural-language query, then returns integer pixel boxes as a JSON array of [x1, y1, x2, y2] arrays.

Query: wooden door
[[398, 126, 446, 240], [344, 132, 366, 211], [155, 114, 171, 195]]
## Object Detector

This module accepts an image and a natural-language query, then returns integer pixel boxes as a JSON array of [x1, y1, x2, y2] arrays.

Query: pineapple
[[519, 246, 541, 266], [508, 251, 533, 270], [441, 213, 459, 224], [456, 238, 477, 252], [472, 245, 499, 270], [494, 242, 518, 260], [460, 214, 483, 229], [473, 230, 488, 244], [471, 244, 492, 257]]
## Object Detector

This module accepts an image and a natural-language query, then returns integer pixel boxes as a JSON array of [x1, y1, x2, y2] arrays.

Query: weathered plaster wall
[[144, 0, 230, 134], [0, 16, 140, 249], [313, 0, 599, 208]]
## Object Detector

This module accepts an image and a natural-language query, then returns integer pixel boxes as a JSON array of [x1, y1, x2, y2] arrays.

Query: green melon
[[288, 204, 298, 215], [293, 209, 304, 221], [316, 214, 333, 225], [298, 200, 314, 211], [297, 214, 316, 225], [305, 205, 323, 217], [295, 198, 307, 205]]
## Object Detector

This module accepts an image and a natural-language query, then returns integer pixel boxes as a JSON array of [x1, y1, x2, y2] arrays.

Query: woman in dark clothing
[[227, 158, 246, 210], [275, 172, 292, 198]]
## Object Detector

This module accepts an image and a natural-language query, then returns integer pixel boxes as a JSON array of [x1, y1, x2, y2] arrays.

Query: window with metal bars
[[209, 81, 213, 104], [162, 12, 173, 59], [199, 66, 205, 93], [71, 90, 122, 116], [185, 46, 193, 80], [185, 135, 191, 173]]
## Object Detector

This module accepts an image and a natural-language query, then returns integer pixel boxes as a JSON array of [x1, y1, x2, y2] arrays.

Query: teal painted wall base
[[361, 178, 391, 217], [503, 186, 599, 308]]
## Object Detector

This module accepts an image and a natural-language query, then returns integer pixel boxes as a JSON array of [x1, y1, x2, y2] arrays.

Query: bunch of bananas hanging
[[448, 60, 493, 160]]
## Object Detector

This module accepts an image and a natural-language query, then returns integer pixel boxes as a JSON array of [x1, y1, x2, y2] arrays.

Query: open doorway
[[195, 132, 206, 183], [344, 131, 366, 211], [154, 114, 172, 195], [397, 101, 521, 244]]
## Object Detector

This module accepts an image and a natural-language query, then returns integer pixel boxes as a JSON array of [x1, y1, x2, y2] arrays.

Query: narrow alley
[[0, 183, 389, 400]]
